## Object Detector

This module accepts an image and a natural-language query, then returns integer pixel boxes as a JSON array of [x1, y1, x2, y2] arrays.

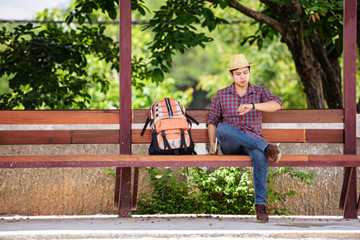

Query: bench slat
[[263, 129, 305, 143], [261, 109, 343, 123], [0, 130, 72, 144], [134, 109, 344, 123], [72, 130, 119, 144], [0, 129, 343, 145], [5, 154, 360, 162], [0, 110, 119, 124], [305, 129, 343, 143], [0, 109, 344, 124], [135, 129, 308, 143]]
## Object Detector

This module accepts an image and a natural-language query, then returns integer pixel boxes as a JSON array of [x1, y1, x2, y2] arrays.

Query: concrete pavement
[[1, 214, 360, 239]]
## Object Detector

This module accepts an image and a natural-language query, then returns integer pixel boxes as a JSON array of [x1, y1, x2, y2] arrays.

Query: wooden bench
[[0, 0, 357, 220], [1, 109, 359, 218]]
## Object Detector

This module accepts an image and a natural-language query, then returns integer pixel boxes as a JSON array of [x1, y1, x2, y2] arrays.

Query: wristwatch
[[251, 102, 255, 109]]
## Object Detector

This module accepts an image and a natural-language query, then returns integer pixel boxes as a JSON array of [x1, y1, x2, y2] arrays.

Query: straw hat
[[226, 54, 253, 71]]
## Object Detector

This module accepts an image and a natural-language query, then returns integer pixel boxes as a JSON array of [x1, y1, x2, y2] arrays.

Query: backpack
[[140, 98, 199, 155]]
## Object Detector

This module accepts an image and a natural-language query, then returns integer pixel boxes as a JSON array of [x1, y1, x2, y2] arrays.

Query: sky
[[0, 0, 71, 20]]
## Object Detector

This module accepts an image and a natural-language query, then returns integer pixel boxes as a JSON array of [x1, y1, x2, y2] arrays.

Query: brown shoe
[[265, 144, 282, 163], [255, 204, 269, 223]]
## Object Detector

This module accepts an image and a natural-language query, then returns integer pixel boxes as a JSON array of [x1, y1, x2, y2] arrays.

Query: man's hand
[[238, 104, 253, 115], [209, 143, 217, 155], [207, 124, 217, 155]]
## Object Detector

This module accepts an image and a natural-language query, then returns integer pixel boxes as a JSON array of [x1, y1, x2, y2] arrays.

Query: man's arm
[[238, 100, 281, 115], [207, 123, 217, 155]]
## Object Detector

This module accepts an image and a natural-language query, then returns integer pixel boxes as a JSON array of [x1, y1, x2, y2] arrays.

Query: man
[[207, 54, 282, 223]]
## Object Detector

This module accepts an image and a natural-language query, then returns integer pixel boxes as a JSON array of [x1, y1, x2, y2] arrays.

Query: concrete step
[[1, 214, 359, 239]]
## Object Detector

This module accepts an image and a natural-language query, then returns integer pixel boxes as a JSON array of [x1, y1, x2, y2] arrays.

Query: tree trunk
[[281, 25, 324, 108], [311, 35, 343, 108], [279, 18, 343, 109]]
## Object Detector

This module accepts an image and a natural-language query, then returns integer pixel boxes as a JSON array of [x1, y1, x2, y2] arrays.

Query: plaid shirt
[[207, 83, 282, 140]]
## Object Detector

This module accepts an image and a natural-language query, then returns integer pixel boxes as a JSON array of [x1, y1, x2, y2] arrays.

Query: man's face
[[230, 67, 250, 89]]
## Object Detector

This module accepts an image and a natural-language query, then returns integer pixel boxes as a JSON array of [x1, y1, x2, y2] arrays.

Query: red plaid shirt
[[207, 83, 282, 140]]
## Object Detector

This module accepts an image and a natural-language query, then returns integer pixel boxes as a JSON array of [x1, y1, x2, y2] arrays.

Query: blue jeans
[[216, 123, 269, 205]]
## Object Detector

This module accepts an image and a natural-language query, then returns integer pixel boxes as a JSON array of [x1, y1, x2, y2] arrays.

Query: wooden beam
[[1, 154, 360, 168], [0, 109, 344, 124], [343, 0, 357, 155], [119, 0, 132, 155], [129, 109, 345, 124], [0, 129, 345, 145], [3, 154, 360, 163], [72, 130, 119, 144], [0, 110, 119, 124], [0, 130, 72, 144], [117, 0, 133, 218], [305, 129, 343, 143], [340, 0, 358, 219]]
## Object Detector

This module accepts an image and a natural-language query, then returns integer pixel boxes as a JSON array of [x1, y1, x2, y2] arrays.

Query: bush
[[193, 167, 255, 214], [136, 168, 200, 214], [133, 166, 316, 215]]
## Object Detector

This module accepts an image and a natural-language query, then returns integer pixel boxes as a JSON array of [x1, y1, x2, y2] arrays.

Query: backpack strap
[[187, 129, 197, 155], [179, 129, 188, 151], [185, 113, 199, 125], [165, 98, 174, 117], [161, 131, 172, 150], [140, 117, 151, 136]]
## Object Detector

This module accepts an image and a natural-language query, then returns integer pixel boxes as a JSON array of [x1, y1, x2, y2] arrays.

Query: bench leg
[[339, 167, 358, 219], [358, 190, 360, 212], [132, 167, 139, 210], [114, 167, 121, 210], [114, 167, 133, 217]]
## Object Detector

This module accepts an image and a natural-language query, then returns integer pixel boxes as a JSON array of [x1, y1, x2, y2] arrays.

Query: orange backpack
[[140, 98, 199, 155]]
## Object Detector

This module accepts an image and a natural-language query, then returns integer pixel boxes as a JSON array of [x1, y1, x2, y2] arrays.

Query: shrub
[[133, 166, 316, 215]]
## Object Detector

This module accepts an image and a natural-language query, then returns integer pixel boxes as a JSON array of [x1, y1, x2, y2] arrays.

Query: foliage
[[134, 166, 316, 215], [0, 0, 195, 109], [1, 0, 357, 110], [143, 0, 228, 83], [104, 167, 116, 178], [132, 77, 194, 109], [136, 167, 200, 214], [65, 0, 157, 93], [297, 0, 343, 57], [242, 0, 344, 57], [193, 167, 255, 214], [66, 0, 229, 85], [164, 1, 306, 109], [0, 23, 117, 109], [66, 0, 148, 24]]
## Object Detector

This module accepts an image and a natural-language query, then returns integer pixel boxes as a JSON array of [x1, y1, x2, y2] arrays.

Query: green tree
[[0, 0, 195, 109], [0, 22, 117, 109]]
